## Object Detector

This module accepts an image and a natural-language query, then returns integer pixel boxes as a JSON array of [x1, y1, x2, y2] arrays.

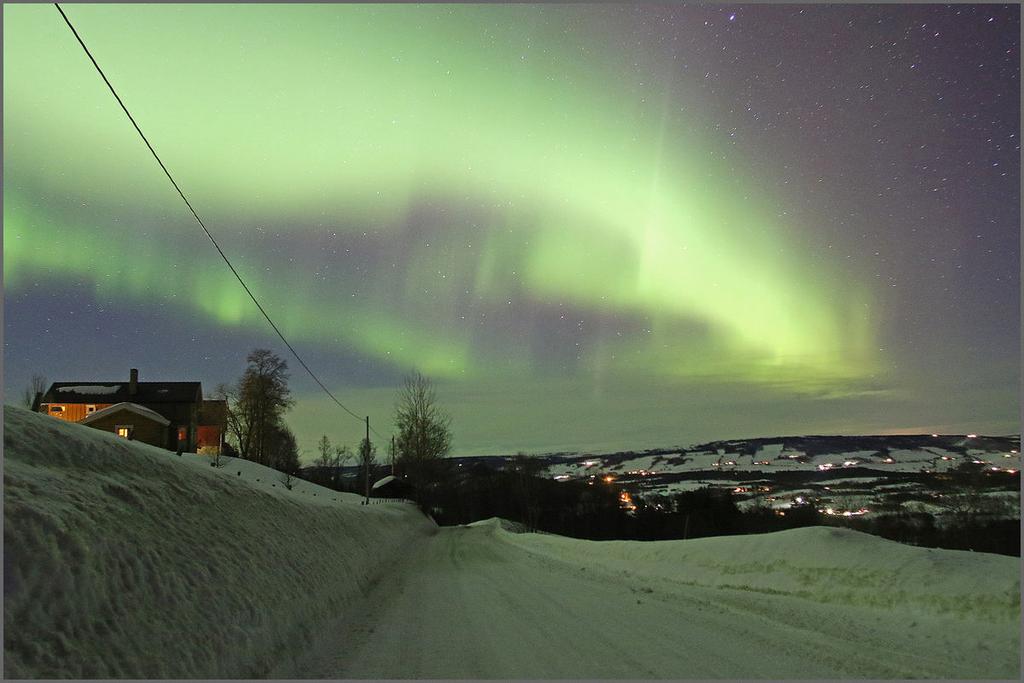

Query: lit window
[[116, 426, 131, 439], [177, 427, 187, 441], [49, 406, 64, 414], [86, 405, 97, 414]]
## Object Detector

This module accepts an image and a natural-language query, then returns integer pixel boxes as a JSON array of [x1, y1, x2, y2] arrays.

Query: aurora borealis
[[3, 4, 1019, 456]]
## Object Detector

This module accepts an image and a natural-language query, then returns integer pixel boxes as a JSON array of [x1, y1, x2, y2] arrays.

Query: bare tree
[[224, 349, 294, 465], [21, 374, 47, 409], [315, 435, 334, 468], [314, 436, 353, 490], [333, 444, 353, 489], [394, 371, 452, 486], [267, 423, 300, 474], [214, 381, 245, 460]]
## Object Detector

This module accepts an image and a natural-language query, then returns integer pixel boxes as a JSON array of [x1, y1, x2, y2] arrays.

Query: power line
[[53, 2, 382, 439]]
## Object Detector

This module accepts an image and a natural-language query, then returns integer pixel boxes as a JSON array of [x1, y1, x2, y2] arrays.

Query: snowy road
[[278, 524, 1018, 679]]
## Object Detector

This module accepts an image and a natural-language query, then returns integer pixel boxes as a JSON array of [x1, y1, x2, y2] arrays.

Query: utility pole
[[391, 435, 396, 476], [364, 416, 371, 505]]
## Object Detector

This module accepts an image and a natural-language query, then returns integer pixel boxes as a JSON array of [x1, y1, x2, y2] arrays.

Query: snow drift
[[3, 406, 434, 678], [283, 519, 1019, 678], [475, 517, 1021, 621]]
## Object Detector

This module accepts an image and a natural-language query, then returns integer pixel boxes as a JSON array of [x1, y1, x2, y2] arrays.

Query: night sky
[[4, 4, 1019, 458]]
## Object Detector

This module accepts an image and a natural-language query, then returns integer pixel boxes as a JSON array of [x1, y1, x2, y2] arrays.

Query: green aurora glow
[[6, 4, 1015, 454], [4, 4, 877, 384]]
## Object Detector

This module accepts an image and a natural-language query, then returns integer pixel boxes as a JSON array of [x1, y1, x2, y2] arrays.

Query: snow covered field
[[539, 435, 1020, 482], [4, 406, 1020, 678], [3, 406, 432, 678], [534, 435, 1020, 525]]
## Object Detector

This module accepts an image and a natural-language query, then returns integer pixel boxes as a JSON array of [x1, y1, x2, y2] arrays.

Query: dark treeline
[[428, 457, 626, 539], [418, 457, 824, 541], [295, 458, 1018, 556], [838, 468, 1021, 556], [838, 509, 1019, 556], [413, 458, 1020, 556]]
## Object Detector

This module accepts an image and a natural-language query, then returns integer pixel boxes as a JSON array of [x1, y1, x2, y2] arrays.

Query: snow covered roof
[[80, 402, 171, 427], [371, 475, 397, 490], [43, 381, 202, 404]]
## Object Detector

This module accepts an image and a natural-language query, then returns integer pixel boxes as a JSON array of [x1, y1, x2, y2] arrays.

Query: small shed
[[370, 475, 415, 499], [81, 402, 170, 449]]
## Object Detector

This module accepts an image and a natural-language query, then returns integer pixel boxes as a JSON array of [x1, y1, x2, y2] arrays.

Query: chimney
[[129, 368, 138, 396]]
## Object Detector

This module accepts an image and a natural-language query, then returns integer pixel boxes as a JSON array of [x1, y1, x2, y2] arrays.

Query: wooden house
[[37, 368, 226, 454]]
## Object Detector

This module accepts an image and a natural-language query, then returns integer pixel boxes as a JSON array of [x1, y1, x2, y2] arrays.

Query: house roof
[[81, 402, 171, 426], [371, 475, 414, 494], [42, 382, 202, 404], [198, 399, 228, 423]]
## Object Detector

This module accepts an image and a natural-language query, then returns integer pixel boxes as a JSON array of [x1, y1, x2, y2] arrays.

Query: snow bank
[[54, 385, 122, 394], [3, 406, 434, 678], [479, 519, 1020, 621]]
